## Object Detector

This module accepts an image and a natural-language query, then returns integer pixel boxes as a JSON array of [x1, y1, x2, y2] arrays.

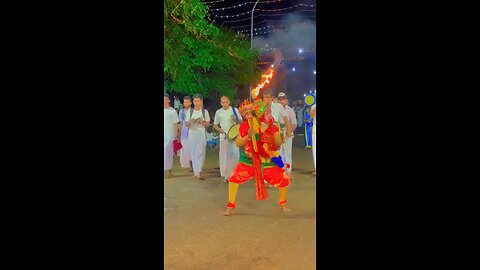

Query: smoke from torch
[[252, 68, 274, 100]]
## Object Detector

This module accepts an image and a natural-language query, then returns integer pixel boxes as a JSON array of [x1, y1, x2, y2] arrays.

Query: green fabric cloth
[[238, 152, 275, 167]]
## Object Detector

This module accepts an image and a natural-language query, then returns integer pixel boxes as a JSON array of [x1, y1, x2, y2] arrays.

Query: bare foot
[[312, 171, 316, 176], [223, 207, 235, 216], [280, 205, 292, 212], [222, 178, 229, 183], [165, 171, 174, 178], [288, 174, 295, 180], [194, 175, 205, 180]]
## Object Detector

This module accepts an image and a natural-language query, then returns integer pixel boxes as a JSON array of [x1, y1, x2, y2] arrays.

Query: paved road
[[164, 136, 316, 270]]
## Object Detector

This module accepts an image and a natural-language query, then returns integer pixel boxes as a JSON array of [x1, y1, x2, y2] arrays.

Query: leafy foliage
[[164, 0, 261, 99]]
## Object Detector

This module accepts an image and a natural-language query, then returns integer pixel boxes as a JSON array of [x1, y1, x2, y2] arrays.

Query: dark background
[[7, 0, 460, 269]]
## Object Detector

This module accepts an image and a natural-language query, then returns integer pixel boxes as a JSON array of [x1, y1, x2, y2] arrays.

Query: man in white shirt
[[164, 94, 180, 177], [310, 104, 317, 176], [262, 90, 292, 187], [185, 94, 211, 180], [262, 90, 292, 135], [178, 96, 192, 172], [213, 96, 242, 183], [173, 96, 181, 112], [278, 92, 297, 177]]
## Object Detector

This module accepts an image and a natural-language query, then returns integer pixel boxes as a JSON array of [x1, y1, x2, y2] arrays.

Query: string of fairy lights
[[258, 47, 316, 53], [201, 0, 316, 76], [203, 0, 285, 5], [210, 2, 316, 13], [213, 6, 316, 19], [231, 18, 315, 29], [219, 10, 316, 25]]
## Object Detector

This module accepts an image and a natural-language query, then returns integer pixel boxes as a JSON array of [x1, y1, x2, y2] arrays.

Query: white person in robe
[[213, 96, 243, 183], [164, 94, 180, 178], [185, 94, 211, 180]]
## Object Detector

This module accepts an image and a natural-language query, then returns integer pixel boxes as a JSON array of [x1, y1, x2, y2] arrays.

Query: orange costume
[[224, 98, 291, 214]]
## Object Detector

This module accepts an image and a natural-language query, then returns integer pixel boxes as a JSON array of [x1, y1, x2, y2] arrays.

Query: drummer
[[213, 96, 242, 183]]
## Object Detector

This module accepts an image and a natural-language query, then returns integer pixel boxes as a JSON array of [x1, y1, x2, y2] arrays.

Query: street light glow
[[298, 48, 303, 53], [313, 70, 316, 74], [292, 67, 296, 71]]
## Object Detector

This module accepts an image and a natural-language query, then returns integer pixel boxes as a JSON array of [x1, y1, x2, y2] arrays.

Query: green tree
[[164, 0, 261, 99]]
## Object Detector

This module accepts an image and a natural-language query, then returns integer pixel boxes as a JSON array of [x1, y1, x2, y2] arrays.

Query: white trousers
[[280, 136, 293, 173], [179, 138, 191, 168], [164, 139, 174, 171], [219, 136, 239, 179], [312, 130, 316, 170], [189, 136, 206, 176]]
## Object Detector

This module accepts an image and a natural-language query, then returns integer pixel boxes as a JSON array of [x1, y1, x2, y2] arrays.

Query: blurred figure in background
[[278, 92, 297, 178], [178, 96, 193, 173], [164, 94, 180, 177]]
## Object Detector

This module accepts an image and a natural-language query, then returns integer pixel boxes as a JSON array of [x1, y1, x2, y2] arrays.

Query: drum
[[227, 124, 240, 141]]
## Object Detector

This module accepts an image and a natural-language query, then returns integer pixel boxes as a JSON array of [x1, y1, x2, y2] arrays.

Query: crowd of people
[[163, 91, 316, 182]]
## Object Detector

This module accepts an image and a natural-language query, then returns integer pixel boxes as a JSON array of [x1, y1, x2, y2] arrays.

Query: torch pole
[[249, 0, 260, 101]]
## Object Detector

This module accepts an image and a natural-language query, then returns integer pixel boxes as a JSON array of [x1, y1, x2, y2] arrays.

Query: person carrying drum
[[213, 96, 243, 183]]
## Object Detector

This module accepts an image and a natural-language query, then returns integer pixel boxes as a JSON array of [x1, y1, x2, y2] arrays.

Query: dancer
[[185, 94, 210, 180], [223, 98, 291, 216], [278, 92, 297, 177], [178, 96, 193, 172], [213, 96, 242, 183], [164, 94, 180, 177]]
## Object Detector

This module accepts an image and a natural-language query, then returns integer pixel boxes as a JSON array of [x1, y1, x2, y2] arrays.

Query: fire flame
[[252, 68, 274, 100]]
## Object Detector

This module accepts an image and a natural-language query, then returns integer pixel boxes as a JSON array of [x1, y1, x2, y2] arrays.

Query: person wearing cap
[[278, 92, 297, 178], [185, 94, 211, 180], [178, 96, 193, 172], [213, 96, 242, 183], [261, 90, 292, 187], [164, 94, 180, 177]]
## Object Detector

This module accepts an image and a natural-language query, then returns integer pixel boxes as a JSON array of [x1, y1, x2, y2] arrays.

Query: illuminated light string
[[209, 2, 250, 11], [256, 57, 307, 64], [213, 5, 316, 18], [211, 3, 315, 13], [243, 28, 320, 37], [214, 10, 252, 18], [256, 4, 315, 12], [257, 47, 316, 51], [231, 20, 316, 30], [237, 25, 272, 33], [221, 10, 316, 25], [204, 0, 284, 5]]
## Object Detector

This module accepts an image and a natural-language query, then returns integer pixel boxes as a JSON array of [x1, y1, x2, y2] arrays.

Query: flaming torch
[[251, 68, 274, 100]]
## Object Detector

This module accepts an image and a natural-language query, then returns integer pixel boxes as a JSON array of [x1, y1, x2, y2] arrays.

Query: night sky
[[202, 0, 317, 103]]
